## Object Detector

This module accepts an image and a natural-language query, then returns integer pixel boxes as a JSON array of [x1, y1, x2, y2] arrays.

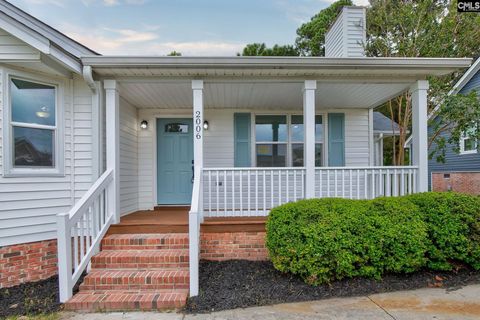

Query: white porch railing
[[201, 166, 418, 217], [189, 166, 203, 296], [315, 166, 418, 199], [202, 167, 306, 217], [57, 169, 114, 302]]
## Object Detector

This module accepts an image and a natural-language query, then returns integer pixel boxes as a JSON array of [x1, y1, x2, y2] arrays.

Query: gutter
[[81, 56, 472, 70], [83, 66, 96, 94]]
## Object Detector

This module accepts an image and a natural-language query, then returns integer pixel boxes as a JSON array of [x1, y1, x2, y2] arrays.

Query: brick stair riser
[[64, 292, 187, 312], [79, 283, 189, 290], [79, 272, 190, 291], [91, 262, 189, 269], [101, 244, 188, 250]]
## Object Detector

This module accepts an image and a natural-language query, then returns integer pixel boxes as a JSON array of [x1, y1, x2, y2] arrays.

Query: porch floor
[[107, 207, 266, 234]]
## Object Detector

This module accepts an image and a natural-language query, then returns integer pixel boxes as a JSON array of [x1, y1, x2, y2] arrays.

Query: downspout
[[82, 65, 97, 94]]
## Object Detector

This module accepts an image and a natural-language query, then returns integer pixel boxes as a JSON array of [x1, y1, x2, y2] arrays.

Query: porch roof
[[89, 56, 471, 110]]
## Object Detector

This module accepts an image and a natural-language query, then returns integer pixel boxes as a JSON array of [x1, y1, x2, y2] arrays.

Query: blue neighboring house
[[428, 57, 480, 193]]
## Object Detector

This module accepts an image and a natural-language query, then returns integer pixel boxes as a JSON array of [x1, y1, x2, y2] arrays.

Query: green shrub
[[406, 192, 480, 270], [266, 197, 427, 285], [266, 192, 480, 285]]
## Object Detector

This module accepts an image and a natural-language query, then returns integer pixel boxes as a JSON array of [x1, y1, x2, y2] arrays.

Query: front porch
[[57, 56, 464, 306]]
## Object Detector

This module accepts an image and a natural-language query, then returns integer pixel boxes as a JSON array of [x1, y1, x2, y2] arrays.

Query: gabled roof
[[373, 112, 401, 135], [449, 56, 480, 95], [0, 0, 99, 73]]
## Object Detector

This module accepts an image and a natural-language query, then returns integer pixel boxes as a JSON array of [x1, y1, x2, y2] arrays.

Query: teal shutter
[[328, 113, 345, 166], [234, 113, 251, 167]]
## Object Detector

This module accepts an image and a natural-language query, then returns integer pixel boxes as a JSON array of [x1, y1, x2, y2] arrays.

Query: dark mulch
[[184, 260, 480, 313], [0, 274, 84, 319]]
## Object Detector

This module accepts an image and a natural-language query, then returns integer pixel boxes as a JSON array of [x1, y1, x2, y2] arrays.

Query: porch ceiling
[[117, 80, 411, 110]]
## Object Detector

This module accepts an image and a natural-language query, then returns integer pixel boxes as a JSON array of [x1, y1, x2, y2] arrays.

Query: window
[[255, 114, 324, 167], [460, 127, 478, 155], [4, 75, 63, 176]]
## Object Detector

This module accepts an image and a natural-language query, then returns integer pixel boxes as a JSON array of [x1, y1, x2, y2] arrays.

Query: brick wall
[[0, 239, 58, 288], [200, 232, 268, 261], [432, 172, 480, 195]]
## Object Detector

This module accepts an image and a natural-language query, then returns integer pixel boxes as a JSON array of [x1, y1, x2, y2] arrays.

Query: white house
[[0, 1, 471, 312]]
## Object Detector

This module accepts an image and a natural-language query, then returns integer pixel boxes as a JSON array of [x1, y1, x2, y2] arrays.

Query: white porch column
[[104, 80, 120, 224], [410, 80, 429, 192], [192, 80, 204, 169], [304, 80, 316, 198]]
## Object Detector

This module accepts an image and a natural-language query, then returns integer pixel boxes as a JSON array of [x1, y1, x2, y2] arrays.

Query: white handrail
[[189, 166, 203, 297], [57, 168, 114, 302]]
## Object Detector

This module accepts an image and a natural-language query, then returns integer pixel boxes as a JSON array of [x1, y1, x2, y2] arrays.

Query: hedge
[[266, 192, 480, 285]]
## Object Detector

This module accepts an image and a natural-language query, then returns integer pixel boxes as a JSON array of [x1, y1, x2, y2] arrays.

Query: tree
[[429, 92, 480, 163], [295, 0, 353, 56], [366, 0, 480, 164], [167, 51, 181, 56], [239, 43, 298, 56]]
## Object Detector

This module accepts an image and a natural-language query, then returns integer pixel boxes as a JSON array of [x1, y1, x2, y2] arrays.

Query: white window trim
[[251, 112, 326, 167], [3, 69, 65, 177], [459, 135, 478, 155]]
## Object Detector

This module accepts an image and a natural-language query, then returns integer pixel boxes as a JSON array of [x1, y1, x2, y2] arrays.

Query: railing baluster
[[224, 170, 227, 216], [294, 170, 297, 201], [255, 170, 258, 214], [248, 171, 251, 215], [285, 170, 290, 202], [386, 169, 391, 196], [342, 170, 345, 198], [216, 171, 219, 217], [263, 170, 266, 215], [349, 170, 353, 199], [239, 171, 243, 216], [208, 171, 212, 214], [364, 169, 368, 199], [271, 170, 274, 209], [356, 169, 360, 199], [232, 171, 235, 215], [327, 169, 331, 197], [319, 169, 322, 198]]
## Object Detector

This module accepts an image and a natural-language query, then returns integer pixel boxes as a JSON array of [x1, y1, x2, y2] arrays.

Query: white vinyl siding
[[325, 7, 366, 58], [119, 97, 139, 216], [0, 29, 40, 60], [136, 108, 371, 210], [0, 69, 95, 247]]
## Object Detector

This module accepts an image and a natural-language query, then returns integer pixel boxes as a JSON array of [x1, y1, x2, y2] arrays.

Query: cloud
[[62, 24, 244, 56], [81, 0, 146, 7], [21, 0, 65, 6]]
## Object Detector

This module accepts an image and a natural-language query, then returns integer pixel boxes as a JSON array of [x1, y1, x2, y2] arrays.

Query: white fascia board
[[0, 11, 50, 53], [49, 44, 82, 74], [81, 56, 472, 71], [0, 1, 97, 57]]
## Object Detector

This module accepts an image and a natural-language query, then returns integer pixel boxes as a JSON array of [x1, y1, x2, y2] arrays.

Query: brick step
[[64, 289, 188, 312], [101, 234, 189, 250], [91, 250, 189, 269], [79, 269, 189, 291]]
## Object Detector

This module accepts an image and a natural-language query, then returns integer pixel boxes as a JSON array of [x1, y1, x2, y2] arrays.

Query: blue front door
[[157, 118, 194, 204]]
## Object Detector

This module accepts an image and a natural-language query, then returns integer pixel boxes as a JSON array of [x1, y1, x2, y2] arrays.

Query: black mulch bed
[[0, 274, 84, 319], [184, 260, 480, 313]]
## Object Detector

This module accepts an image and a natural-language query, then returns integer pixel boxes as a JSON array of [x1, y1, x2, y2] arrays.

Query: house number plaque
[[195, 110, 202, 139]]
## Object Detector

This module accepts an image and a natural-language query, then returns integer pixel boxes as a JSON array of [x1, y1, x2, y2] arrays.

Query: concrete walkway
[[61, 284, 480, 320]]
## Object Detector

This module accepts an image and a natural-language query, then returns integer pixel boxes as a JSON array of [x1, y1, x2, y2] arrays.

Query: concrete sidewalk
[[61, 284, 480, 320]]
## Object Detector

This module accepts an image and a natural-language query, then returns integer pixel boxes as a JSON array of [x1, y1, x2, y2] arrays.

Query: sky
[[9, 0, 368, 56]]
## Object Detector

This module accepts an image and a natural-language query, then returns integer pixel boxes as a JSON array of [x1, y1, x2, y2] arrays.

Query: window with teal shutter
[[328, 113, 345, 166], [234, 113, 251, 167]]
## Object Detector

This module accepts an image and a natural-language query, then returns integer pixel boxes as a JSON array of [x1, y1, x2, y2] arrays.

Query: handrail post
[[189, 210, 199, 296], [105, 80, 120, 223], [57, 213, 72, 303]]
